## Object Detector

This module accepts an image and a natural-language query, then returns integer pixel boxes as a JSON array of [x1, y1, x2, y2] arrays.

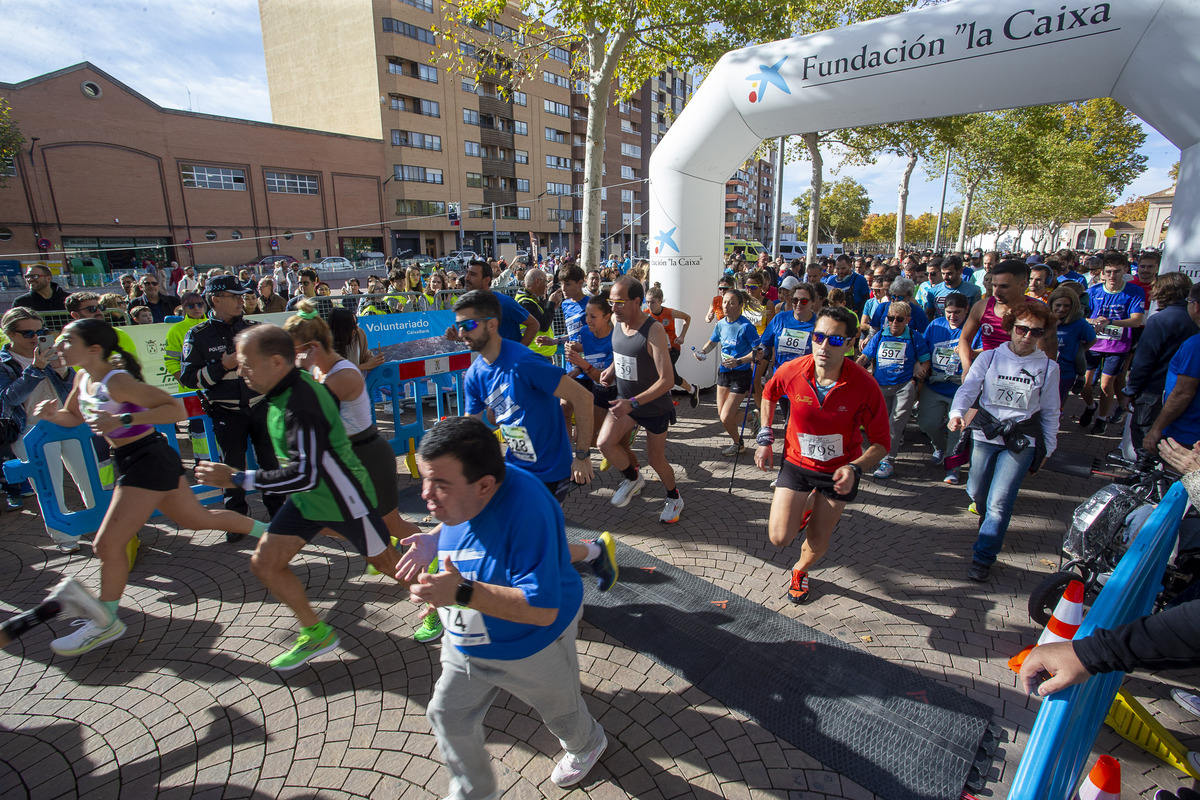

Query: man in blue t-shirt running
[[445, 260, 538, 348], [400, 416, 609, 798]]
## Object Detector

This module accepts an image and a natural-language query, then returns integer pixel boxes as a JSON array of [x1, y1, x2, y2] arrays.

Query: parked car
[[257, 254, 299, 266], [316, 256, 354, 271], [449, 250, 480, 262]]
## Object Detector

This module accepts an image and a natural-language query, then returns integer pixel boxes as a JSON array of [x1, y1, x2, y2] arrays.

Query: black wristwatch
[[455, 579, 475, 607], [629, 396, 641, 409], [574, 448, 591, 461], [119, 412, 134, 427], [847, 463, 863, 477]]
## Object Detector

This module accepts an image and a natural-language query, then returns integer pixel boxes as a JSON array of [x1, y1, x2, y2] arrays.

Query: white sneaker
[[46, 579, 110, 627], [1171, 687, 1200, 719], [550, 734, 608, 788], [51, 617, 126, 656], [930, 449, 944, 465], [943, 469, 960, 485], [611, 475, 646, 508], [660, 496, 684, 523]]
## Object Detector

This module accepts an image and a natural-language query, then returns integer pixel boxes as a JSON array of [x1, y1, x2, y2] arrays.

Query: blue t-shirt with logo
[[578, 324, 613, 372], [822, 273, 869, 310], [560, 296, 587, 342], [436, 465, 582, 660], [925, 280, 982, 319], [870, 299, 930, 334], [464, 339, 571, 482], [757, 311, 816, 369], [1055, 317, 1097, 381], [1086, 282, 1145, 354], [1163, 333, 1200, 446], [711, 315, 758, 373], [923, 319, 964, 398], [863, 327, 930, 387]]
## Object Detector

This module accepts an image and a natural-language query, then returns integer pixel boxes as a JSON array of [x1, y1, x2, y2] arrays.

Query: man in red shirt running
[[754, 307, 890, 603]]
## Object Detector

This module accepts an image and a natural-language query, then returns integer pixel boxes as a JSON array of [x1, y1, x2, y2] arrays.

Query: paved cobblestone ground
[[0, 392, 1197, 799]]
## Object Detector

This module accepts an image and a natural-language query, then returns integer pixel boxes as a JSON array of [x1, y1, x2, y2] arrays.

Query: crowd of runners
[[3, 246, 1200, 795]]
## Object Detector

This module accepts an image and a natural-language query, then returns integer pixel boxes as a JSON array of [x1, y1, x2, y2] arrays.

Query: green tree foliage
[[793, 177, 871, 242], [1110, 196, 1149, 223], [836, 116, 965, 252], [0, 99, 24, 189]]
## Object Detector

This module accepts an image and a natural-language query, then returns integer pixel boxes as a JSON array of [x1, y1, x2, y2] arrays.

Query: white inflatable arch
[[649, 0, 1200, 386]]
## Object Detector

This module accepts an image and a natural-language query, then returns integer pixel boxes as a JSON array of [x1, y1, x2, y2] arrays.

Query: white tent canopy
[[649, 0, 1200, 385]]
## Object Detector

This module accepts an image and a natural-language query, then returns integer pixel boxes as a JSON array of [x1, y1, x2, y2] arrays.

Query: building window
[[620, 143, 642, 158], [546, 155, 570, 171], [544, 99, 569, 117], [515, 150, 529, 164], [463, 109, 480, 126], [542, 71, 569, 89], [573, 160, 583, 172], [621, 189, 636, 203], [516, 178, 529, 192], [397, 199, 447, 215], [399, 0, 434, 11], [464, 141, 482, 157], [388, 61, 404, 75], [466, 172, 483, 188], [545, 127, 566, 144], [381, 17, 436, 45], [549, 47, 570, 64], [546, 182, 571, 196], [419, 99, 439, 117], [392, 130, 441, 150], [182, 164, 246, 191], [1, 158, 14, 178], [394, 165, 443, 184], [417, 64, 438, 83], [573, 79, 588, 95], [265, 171, 319, 195], [621, 165, 636, 179], [518, 206, 531, 220], [461, 77, 477, 93], [459, 42, 478, 60], [512, 91, 527, 106], [620, 119, 636, 133], [513, 120, 527, 136]]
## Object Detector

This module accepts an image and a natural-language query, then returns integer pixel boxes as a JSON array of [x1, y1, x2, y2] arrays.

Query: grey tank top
[[612, 316, 673, 416]]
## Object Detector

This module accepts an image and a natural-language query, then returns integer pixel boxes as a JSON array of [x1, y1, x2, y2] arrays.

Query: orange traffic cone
[[1076, 754, 1120, 800], [1009, 579, 1085, 671]]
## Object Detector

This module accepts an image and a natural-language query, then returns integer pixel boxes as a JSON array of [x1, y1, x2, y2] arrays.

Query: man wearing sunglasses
[[444, 261, 537, 348], [128, 274, 181, 324], [180, 276, 284, 537], [756, 307, 889, 604], [858, 301, 931, 480], [14, 266, 71, 313], [66, 293, 138, 357]]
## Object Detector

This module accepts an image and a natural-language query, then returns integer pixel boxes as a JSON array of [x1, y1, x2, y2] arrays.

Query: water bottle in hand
[[692, 346, 706, 362]]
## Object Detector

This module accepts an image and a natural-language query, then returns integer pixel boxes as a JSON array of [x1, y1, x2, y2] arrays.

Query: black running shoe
[[1078, 404, 1096, 428]]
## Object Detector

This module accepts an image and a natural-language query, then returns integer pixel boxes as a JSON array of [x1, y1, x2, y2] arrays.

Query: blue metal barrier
[[364, 352, 473, 459], [1008, 481, 1190, 800], [1, 394, 254, 536]]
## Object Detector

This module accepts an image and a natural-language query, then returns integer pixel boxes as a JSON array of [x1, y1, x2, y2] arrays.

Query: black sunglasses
[[15, 328, 48, 339]]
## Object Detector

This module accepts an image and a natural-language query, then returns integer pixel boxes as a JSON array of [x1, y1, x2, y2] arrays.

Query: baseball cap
[[779, 276, 801, 290], [205, 275, 251, 295]]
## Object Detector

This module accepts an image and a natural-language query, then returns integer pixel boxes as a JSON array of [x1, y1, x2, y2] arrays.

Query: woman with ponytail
[[30, 318, 265, 658]]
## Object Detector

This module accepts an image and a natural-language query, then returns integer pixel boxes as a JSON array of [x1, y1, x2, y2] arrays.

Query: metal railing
[[1008, 481, 1190, 799]]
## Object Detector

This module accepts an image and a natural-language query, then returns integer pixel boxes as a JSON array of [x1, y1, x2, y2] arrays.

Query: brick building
[[0, 64, 387, 271], [725, 152, 776, 244], [259, 0, 694, 259]]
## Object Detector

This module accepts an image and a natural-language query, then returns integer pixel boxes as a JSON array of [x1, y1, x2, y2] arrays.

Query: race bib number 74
[[437, 606, 491, 646]]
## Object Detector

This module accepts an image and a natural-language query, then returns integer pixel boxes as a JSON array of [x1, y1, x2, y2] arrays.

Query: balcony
[[483, 188, 517, 206], [481, 157, 515, 178], [480, 127, 514, 149], [478, 95, 512, 119]]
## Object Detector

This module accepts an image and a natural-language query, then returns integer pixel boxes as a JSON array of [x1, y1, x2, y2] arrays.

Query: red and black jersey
[[763, 354, 890, 473]]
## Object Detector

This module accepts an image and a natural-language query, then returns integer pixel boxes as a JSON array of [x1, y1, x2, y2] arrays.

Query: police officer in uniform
[[180, 275, 283, 539]]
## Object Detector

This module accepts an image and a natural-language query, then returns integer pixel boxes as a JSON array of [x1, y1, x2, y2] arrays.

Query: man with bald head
[[196, 324, 409, 672], [517, 267, 561, 360]]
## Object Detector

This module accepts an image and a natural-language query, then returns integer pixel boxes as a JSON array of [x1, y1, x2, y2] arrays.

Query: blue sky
[[1, 1, 1180, 225]]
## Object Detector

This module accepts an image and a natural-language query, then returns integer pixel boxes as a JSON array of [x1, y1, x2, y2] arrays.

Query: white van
[[775, 242, 844, 262]]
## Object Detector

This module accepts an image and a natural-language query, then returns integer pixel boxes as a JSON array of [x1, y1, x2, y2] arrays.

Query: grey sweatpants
[[877, 381, 918, 459], [426, 605, 604, 800]]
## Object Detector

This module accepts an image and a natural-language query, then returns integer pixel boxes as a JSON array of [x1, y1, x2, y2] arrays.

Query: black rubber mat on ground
[[395, 487, 990, 800], [1043, 448, 1096, 478], [566, 527, 991, 800]]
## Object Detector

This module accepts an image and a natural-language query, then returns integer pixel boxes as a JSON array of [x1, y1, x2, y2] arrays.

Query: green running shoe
[[269, 623, 340, 671], [968, 502, 979, 515], [414, 611, 443, 643]]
